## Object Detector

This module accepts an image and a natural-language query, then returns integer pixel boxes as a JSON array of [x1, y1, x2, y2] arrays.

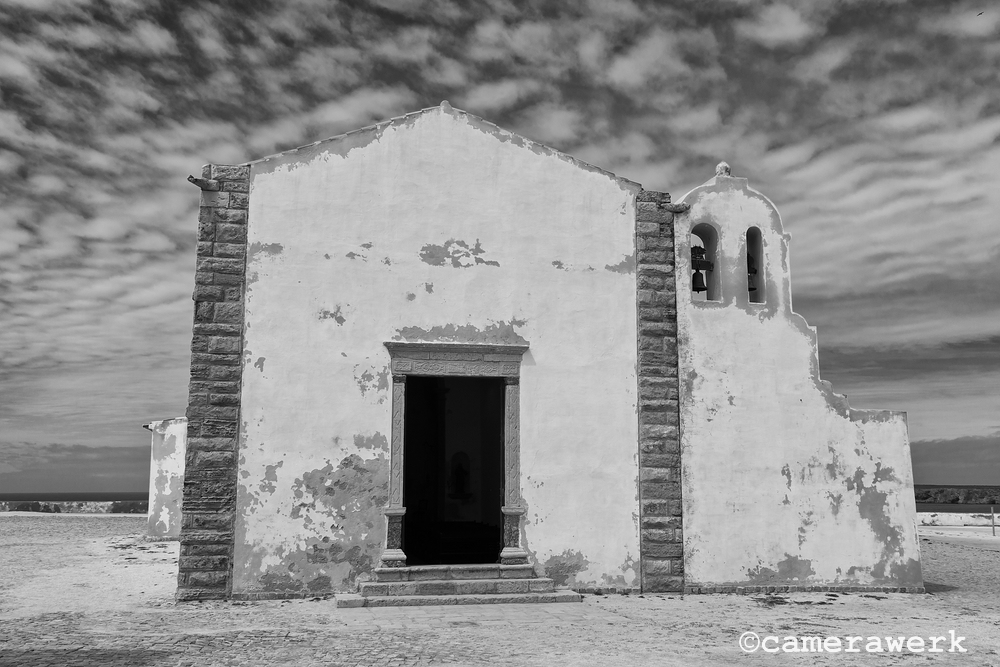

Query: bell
[[692, 270, 707, 293], [691, 246, 714, 272], [747, 253, 758, 292]]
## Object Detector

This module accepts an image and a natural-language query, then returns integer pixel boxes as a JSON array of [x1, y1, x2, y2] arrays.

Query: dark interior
[[402, 376, 504, 565]]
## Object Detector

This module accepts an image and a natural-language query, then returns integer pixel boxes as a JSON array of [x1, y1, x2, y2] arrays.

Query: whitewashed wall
[[675, 173, 923, 590], [233, 105, 641, 595]]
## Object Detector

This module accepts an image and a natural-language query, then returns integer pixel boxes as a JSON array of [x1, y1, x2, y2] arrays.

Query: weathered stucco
[[234, 105, 641, 595], [675, 174, 923, 590], [144, 417, 187, 538]]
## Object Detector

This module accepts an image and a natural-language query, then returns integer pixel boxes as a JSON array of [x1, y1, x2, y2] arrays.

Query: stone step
[[336, 591, 582, 608], [373, 563, 536, 582], [361, 577, 554, 597]]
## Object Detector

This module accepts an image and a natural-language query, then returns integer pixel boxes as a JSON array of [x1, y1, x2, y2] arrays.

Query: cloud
[[607, 28, 690, 90], [0, 52, 35, 82], [0, 110, 28, 144], [127, 21, 178, 55], [179, 9, 231, 62], [900, 115, 1000, 155], [584, 0, 642, 22], [460, 78, 545, 113], [246, 85, 420, 159], [665, 103, 722, 136], [466, 20, 512, 63], [513, 102, 584, 146], [37, 22, 113, 50], [921, 7, 1000, 38], [791, 39, 856, 83], [758, 139, 821, 173], [372, 26, 437, 65], [576, 31, 608, 72], [735, 4, 818, 48], [0, 0, 91, 9], [866, 105, 948, 134], [573, 131, 657, 169], [308, 86, 419, 135], [423, 57, 467, 88]]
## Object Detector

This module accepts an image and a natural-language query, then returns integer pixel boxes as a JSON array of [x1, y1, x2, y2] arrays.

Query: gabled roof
[[244, 101, 641, 191]]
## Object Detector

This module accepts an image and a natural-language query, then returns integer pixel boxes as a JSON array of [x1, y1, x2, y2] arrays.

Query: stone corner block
[[210, 164, 250, 181]]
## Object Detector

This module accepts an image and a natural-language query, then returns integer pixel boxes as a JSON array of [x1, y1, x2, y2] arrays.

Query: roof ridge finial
[[715, 161, 732, 177], [440, 100, 453, 112]]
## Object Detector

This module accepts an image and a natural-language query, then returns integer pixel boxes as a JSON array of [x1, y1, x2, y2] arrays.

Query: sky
[[0, 0, 998, 493]]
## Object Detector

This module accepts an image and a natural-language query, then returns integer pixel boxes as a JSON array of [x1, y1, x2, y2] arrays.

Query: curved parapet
[[674, 165, 922, 593], [677, 168, 905, 426], [678, 167, 792, 314]]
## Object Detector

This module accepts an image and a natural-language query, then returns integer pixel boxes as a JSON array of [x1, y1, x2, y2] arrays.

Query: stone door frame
[[380, 341, 530, 568]]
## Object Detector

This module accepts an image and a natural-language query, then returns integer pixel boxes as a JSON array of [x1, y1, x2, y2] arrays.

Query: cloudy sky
[[0, 0, 997, 493]]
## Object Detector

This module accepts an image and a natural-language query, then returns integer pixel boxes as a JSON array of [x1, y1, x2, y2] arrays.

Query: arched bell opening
[[690, 223, 720, 302], [746, 226, 765, 304]]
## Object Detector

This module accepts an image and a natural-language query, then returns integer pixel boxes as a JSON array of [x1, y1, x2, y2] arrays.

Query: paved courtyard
[[2, 514, 1000, 666]]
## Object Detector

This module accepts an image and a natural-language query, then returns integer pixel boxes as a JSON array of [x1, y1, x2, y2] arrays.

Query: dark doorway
[[403, 376, 504, 565]]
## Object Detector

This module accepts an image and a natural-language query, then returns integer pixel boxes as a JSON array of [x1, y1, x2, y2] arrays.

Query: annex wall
[[145, 417, 187, 538], [232, 105, 642, 596], [675, 171, 923, 592]]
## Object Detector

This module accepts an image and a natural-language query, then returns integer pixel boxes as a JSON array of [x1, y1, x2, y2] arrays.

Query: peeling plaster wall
[[146, 417, 187, 538], [234, 106, 641, 595], [675, 176, 923, 590]]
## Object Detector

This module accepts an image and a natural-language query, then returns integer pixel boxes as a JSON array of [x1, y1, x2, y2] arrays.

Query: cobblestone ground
[[2, 515, 1000, 666]]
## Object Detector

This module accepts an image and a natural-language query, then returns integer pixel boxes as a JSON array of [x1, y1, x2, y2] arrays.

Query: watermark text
[[739, 630, 967, 654]]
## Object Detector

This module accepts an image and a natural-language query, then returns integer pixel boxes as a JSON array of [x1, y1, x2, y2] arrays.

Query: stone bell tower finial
[[715, 161, 732, 177]]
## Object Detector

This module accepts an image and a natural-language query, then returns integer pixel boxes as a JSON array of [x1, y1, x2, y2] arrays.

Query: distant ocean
[[0, 491, 147, 502]]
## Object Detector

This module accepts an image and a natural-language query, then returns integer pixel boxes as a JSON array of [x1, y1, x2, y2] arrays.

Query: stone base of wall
[[571, 586, 641, 596], [684, 584, 926, 594], [231, 591, 334, 601], [234, 584, 925, 598]]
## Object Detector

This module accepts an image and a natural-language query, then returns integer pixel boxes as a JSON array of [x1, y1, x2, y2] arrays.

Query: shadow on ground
[[0, 649, 176, 667], [923, 581, 960, 593]]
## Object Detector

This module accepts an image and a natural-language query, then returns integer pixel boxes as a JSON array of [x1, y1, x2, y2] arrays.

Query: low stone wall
[[918, 512, 998, 527]]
